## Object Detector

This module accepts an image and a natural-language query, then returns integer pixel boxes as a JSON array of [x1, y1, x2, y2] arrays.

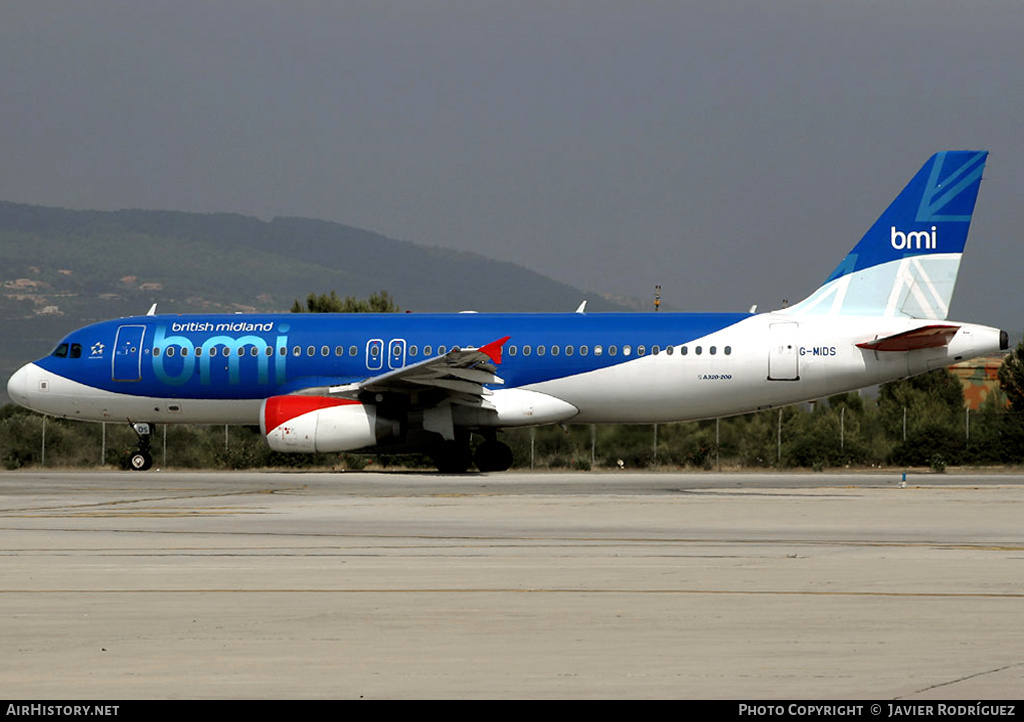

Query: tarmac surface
[[0, 469, 1022, 699]]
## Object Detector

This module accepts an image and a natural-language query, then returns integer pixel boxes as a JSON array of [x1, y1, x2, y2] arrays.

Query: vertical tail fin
[[784, 150, 987, 319]]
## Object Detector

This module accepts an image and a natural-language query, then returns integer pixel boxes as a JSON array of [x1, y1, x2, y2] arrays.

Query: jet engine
[[261, 395, 397, 453]]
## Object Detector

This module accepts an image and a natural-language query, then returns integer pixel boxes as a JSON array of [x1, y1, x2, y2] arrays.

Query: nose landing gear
[[129, 422, 154, 471]]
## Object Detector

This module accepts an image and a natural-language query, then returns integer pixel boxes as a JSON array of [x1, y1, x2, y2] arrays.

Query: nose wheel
[[129, 422, 154, 471]]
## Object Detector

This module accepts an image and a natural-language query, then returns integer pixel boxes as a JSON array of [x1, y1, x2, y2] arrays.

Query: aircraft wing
[[856, 324, 960, 352], [328, 336, 510, 407]]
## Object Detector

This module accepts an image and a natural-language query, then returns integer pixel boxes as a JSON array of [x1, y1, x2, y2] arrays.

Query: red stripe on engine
[[263, 395, 361, 433]]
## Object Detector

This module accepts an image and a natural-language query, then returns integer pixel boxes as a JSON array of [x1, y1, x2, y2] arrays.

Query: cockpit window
[[51, 342, 83, 359]]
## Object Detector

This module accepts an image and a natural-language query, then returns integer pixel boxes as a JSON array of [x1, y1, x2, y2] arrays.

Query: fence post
[[716, 418, 721, 470], [777, 409, 783, 464]]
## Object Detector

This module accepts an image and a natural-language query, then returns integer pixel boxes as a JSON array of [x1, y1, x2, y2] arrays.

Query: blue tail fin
[[785, 150, 987, 319]]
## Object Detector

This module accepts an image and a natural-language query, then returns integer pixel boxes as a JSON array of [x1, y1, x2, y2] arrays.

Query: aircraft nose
[[7, 363, 34, 408]]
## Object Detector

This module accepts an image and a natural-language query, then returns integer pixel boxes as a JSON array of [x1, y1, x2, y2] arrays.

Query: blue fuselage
[[38, 312, 752, 400]]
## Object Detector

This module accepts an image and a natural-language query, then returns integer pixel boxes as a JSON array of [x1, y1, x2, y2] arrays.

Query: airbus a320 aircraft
[[7, 151, 1007, 472]]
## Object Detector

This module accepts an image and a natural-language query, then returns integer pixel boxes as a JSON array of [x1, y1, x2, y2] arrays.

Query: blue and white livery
[[7, 152, 1007, 472]]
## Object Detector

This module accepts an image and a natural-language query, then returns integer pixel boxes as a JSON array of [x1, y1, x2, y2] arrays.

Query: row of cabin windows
[[152, 345, 407, 358], [148, 343, 733, 359], [152, 345, 406, 358], [506, 344, 732, 358]]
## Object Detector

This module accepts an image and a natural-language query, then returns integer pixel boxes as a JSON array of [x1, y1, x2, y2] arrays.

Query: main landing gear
[[474, 439, 514, 473], [128, 422, 154, 471], [431, 434, 514, 474]]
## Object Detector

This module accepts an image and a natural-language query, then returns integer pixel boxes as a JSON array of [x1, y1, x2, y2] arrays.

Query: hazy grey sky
[[3, 1, 1022, 333]]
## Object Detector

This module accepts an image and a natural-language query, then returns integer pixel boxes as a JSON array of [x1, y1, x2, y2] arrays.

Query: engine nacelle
[[261, 395, 397, 453], [452, 388, 579, 428]]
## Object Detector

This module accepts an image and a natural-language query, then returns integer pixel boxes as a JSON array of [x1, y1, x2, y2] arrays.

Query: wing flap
[[856, 324, 960, 352], [406, 365, 503, 385]]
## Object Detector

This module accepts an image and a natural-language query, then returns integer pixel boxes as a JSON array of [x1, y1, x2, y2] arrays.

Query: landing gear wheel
[[129, 451, 153, 471], [474, 440, 513, 472], [432, 440, 472, 474]]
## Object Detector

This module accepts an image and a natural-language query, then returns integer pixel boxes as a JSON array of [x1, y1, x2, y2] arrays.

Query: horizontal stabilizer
[[856, 324, 960, 352]]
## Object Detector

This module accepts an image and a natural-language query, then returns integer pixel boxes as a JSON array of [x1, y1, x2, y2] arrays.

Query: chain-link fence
[[6, 398, 1024, 471]]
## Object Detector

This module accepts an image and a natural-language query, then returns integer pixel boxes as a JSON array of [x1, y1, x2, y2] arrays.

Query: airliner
[[6, 151, 1007, 472]]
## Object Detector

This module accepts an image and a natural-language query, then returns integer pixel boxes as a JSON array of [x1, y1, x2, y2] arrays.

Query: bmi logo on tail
[[890, 226, 937, 250]]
